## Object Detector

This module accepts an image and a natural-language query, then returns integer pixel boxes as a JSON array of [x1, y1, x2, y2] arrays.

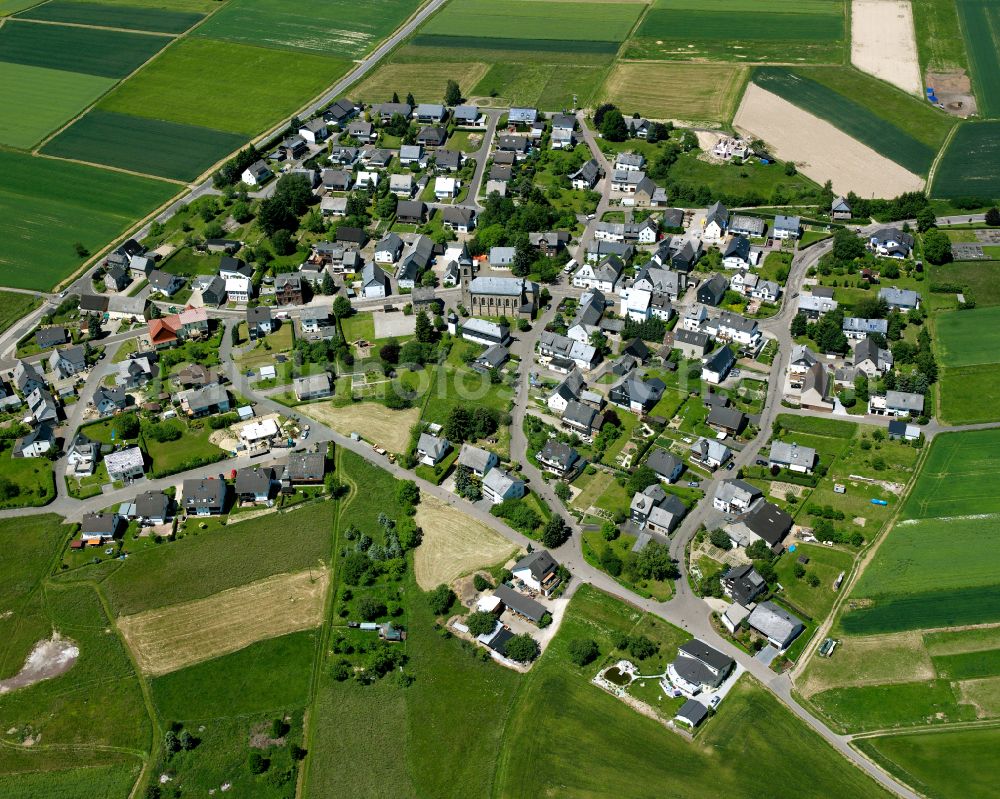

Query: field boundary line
[[10, 16, 178, 38], [926, 121, 960, 196], [849, 717, 1000, 741], [31, 151, 185, 185]]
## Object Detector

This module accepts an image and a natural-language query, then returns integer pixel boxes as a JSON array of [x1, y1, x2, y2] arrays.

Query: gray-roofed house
[[673, 328, 712, 359], [13, 422, 55, 458], [375, 232, 404, 264], [473, 344, 509, 373], [842, 317, 889, 339], [92, 385, 130, 416], [647, 448, 684, 483], [414, 103, 446, 123], [482, 468, 525, 505], [135, 490, 172, 524], [508, 107, 537, 125], [706, 405, 746, 435], [442, 206, 475, 233], [456, 444, 497, 477], [630, 484, 687, 534], [104, 263, 130, 292], [80, 512, 122, 545], [689, 437, 731, 469], [435, 149, 463, 171], [546, 368, 585, 414], [493, 583, 546, 623], [608, 372, 666, 414], [396, 200, 426, 225], [831, 196, 851, 219], [452, 105, 480, 125], [246, 306, 273, 341], [35, 327, 68, 350], [869, 227, 914, 258], [283, 452, 325, 486], [728, 500, 792, 551], [702, 201, 729, 240], [769, 441, 816, 474], [773, 214, 800, 240], [104, 446, 144, 482], [713, 479, 761, 514], [853, 337, 893, 376], [416, 126, 447, 147], [721, 235, 754, 270], [728, 214, 766, 238], [460, 318, 511, 347], [235, 466, 278, 503], [747, 601, 804, 650], [721, 563, 767, 606], [389, 173, 414, 198], [373, 101, 411, 121], [416, 433, 450, 466], [293, 373, 332, 401], [537, 439, 580, 478], [701, 345, 736, 385], [182, 477, 227, 516], [362, 263, 391, 299], [668, 639, 734, 694], [561, 399, 598, 438], [675, 699, 709, 728], [27, 387, 59, 423], [66, 432, 100, 476], [14, 361, 45, 395], [871, 390, 925, 417], [879, 286, 921, 310], [512, 550, 560, 595], [178, 384, 230, 417], [148, 269, 184, 297], [697, 274, 728, 307], [570, 158, 601, 190], [48, 345, 86, 379]]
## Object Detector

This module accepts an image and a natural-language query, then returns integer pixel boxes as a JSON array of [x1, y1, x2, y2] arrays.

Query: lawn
[[339, 310, 375, 342], [0, 61, 114, 149], [774, 543, 853, 620], [354, 60, 490, 104], [751, 67, 941, 175], [493, 584, 893, 799], [0, 290, 41, 335], [0, 760, 141, 799], [0, 446, 55, 509], [0, 19, 170, 79], [0, 148, 177, 291], [599, 63, 747, 122], [857, 727, 1000, 799], [420, 364, 512, 426], [931, 121, 1000, 201], [935, 306, 1000, 367], [99, 38, 351, 136], [194, 0, 422, 58], [626, 0, 845, 63], [97, 500, 336, 615], [17, 0, 203, 32], [956, 0, 1000, 118], [159, 246, 221, 277], [668, 150, 819, 205], [42, 110, 247, 182], [900, 429, 1000, 520], [581, 530, 674, 601], [930, 260, 1000, 306], [808, 679, 976, 733]]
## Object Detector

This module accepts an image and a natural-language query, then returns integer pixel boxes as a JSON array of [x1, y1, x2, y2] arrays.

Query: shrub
[[627, 634, 657, 661], [247, 753, 267, 774], [473, 573, 492, 592], [505, 633, 540, 663], [427, 584, 456, 616], [568, 638, 599, 667]]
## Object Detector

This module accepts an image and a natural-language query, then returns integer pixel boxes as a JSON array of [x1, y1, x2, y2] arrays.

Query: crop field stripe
[[636, 9, 843, 41], [841, 585, 1000, 635], [0, 19, 170, 78], [0, 60, 114, 148], [752, 67, 936, 175], [955, 0, 1000, 118], [41, 109, 247, 182], [932, 648, 1000, 681], [16, 1, 204, 33], [422, 0, 643, 41], [931, 121, 1000, 201], [411, 33, 620, 53], [651, 0, 841, 12]]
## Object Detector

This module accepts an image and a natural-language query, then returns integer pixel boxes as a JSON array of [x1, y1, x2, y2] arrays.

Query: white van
[[563, 258, 577, 274]]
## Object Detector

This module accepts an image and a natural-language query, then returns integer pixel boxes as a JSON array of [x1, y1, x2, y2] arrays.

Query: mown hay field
[[16, 0, 203, 33], [118, 569, 328, 675], [751, 67, 939, 175], [935, 306, 1000, 368], [599, 62, 747, 121], [354, 61, 490, 104], [298, 401, 419, 453], [931, 121, 1000, 201], [413, 496, 515, 589], [0, 149, 176, 291], [0, 62, 113, 149], [956, 0, 1000, 117], [0, 19, 170, 79], [98, 38, 351, 135], [194, 0, 421, 58], [42, 109, 247, 181], [470, 61, 609, 107]]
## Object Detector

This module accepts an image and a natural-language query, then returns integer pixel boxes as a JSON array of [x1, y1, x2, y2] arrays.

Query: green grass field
[[422, 0, 641, 44], [494, 585, 892, 798], [912, 0, 970, 74], [0, 149, 176, 291], [0, 448, 55, 509], [626, 0, 844, 63], [668, 150, 819, 203], [16, 0, 203, 32], [195, 0, 420, 58], [98, 500, 335, 615], [0, 19, 170, 78], [857, 727, 1000, 799], [0, 290, 41, 334], [931, 260, 1000, 306], [810, 679, 976, 733], [0, 0, 41, 14], [0, 760, 141, 799], [956, 0, 1000, 118], [42, 109, 247, 181], [470, 61, 608, 107], [935, 306, 1000, 367], [931, 122, 1000, 201], [99, 38, 350, 136], [901, 429, 1000, 520], [752, 67, 939, 175], [0, 62, 114, 149]]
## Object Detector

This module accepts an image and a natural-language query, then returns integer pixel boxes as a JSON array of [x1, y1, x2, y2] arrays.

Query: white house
[[572, 256, 624, 293], [512, 550, 560, 595], [241, 160, 272, 186], [482, 468, 525, 505], [435, 177, 459, 200], [416, 433, 450, 466]]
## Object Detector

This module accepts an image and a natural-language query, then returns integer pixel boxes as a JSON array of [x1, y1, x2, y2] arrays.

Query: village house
[[561, 399, 599, 438], [460, 318, 511, 347], [178, 384, 230, 417], [668, 640, 734, 696], [879, 286, 921, 311], [689, 437, 731, 469], [241, 160, 272, 186], [843, 317, 889, 340], [772, 215, 800, 240], [630, 483, 687, 535], [831, 196, 851, 219], [701, 345, 736, 385], [536, 439, 580, 478], [13, 423, 55, 458], [721, 564, 767, 606], [768, 441, 817, 474], [747, 601, 804, 650], [713, 479, 761, 514], [246, 307, 273, 341], [853, 337, 893, 376], [513, 550, 560, 595], [396, 200, 427, 225], [726, 500, 793, 552], [80, 512, 122, 546], [135, 490, 172, 525], [456, 444, 497, 478], [608, 372, 665, 414], [869, 390, 924, 417], [48, 345, 86, 380], [27, 387, 59, 423], [538, 331, 599, 372], [705, 311, 761, 349], [868, 228, 914, 258], [282, 452, 325, 487], [416, 433, 450, 467], [728, 214, 766, 239], [293, 373, 333, 401], [275, 274, 304, 306], [696, 274, 728, 307], [66, 432, 100, 477], [104, 446, 144, 482], [482, 468, 525, 505], [148, 269, 184, 297], [442, 206, 475, 233], [375, 233, 404, 264], [235, 466, 279, 504], [92, 385, 130, 416], [570, 159, 601, 190], [646, 448, 684, 483], [702, 201, 729, 242], [362, 263, 391, 298], [573, 255, 625, 293], [798, 291, 839, 319], [182, 477, 227, 516]]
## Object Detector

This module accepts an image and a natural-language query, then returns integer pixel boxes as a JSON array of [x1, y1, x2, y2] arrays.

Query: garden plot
[[118, 569, 328, 675], [734, 82, 924, 197], [851, 1, 921, 96], [413, 496, 516, 590]]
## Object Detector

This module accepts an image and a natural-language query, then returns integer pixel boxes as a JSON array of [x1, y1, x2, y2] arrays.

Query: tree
[[466, 610, 498, 636], [405, 92, 415, 106], [444, 405, 473, 443], [790, 312, 808, 337], [626, 466, 658, 495], [505, 633, 540, 663], [380, 339, 400, 364], [414, 309, 434, 343], [247, 753, 267, 774], [985, 207, 1000, 226], [922, 228, 952, 265], [568, 638, 599, 667], [164, 730, 180, 754], [321, 271, 336, 296], [542, 514, 570, 549], [231, 200, 253, 223], [783, 160, 797, 176], [600, 109, 628, 142], [341, 550, 371, 585], [270, 228, 295, 255], [916, 207, 937, 232], [709, 528, 731, 550], [87, 313, 101, 339], [593, 103, 616, 128], [832, 227, 865, 262], [554, 482, 570, 502], [396, 479, 420, 506], [444, 79, 461, 106], [628, 634, 657, 660], [511, 235, 533, 277], [391, 91, 399, 103], [116, 413, 140, 439], [357, 595, 386, 621], [427, 584, 455, 616], [473, 573, 492, 592], [332, 295, 353, 319], [746, 539, 774, 563]]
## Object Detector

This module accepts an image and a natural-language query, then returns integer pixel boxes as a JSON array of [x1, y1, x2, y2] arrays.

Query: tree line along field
[[931, 122, 1000, 200], [97, 37, 351, 137], [956, 0, 1000, 118], [0, 149, 176, 291], [624, 0, 845, 63], [41, 109, 248, 182], [751, 67, 945, 176], [15, 0, 204, 33], [193, 0, 422, 58]]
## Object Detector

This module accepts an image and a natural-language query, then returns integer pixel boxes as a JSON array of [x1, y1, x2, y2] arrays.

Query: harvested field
[[798, 631, 933, 698], [413, 496, 516, 590], [851, 1, 921, 96], [297, 401, 419, 452], [355, 61, 490, 104], [733, 83, 923, 197], [599, 62, 746, 122], [118, 569, 328, 675]]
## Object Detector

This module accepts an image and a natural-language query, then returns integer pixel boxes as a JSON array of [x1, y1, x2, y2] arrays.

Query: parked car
[[725, 462, 735, 470], [687, 481, 699, 488]]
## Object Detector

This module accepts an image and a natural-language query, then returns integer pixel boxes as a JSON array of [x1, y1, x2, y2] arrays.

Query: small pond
[[603, 667, 632, 686]]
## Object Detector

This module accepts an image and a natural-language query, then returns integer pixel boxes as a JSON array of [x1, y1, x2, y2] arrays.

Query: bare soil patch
[[297, 402, 419, 453], [0, 636, 79, 694], [851, 1, 921, 96], [926, 69, 978, 118], [413, 496, 516, 590], [734, 83, 924, 197], [118, 569, 327, 676]]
